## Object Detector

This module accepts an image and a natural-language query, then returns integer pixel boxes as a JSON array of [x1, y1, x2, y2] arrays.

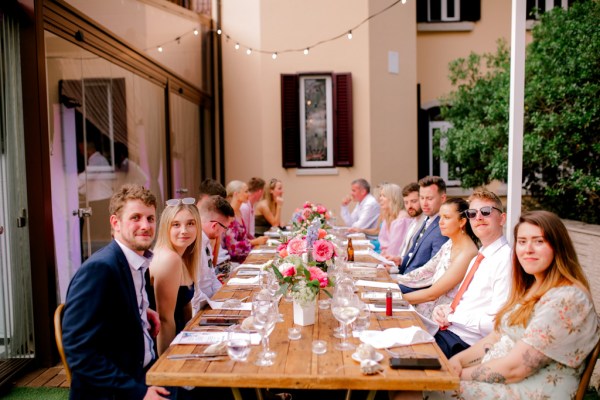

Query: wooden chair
[[575, 338, 600, 400], [54, 303, 72, 384]]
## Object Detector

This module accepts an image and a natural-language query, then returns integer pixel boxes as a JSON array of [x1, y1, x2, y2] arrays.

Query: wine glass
[[332, 280, 354, 339], [351, 300, 371, 334], [331, 289, 360, 351], [252, 299, 278, 365]]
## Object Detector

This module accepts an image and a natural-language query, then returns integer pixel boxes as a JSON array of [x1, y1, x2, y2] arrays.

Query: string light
[[145, 0, 407, 56]]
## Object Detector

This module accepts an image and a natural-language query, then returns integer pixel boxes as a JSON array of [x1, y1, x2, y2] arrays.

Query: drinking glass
[[252, 299, 278, 366], [331, 290, 360, 351], [332, 281, 354, 339], [226, 331, 251, 362], [351, 301, 371, 334]]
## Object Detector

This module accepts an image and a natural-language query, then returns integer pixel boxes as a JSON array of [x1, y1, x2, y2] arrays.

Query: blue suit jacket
[[62, 240, 149, 400], [399, 216, 448, 293]]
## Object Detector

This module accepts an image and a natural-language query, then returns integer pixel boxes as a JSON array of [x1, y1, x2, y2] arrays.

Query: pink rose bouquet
[[312, 239, 335, 262], [271, 254, 334, 306], [291, 201, 331, 232]]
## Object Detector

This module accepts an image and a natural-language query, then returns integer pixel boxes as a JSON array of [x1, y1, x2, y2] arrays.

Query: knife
[[167, 353, 227, 360]]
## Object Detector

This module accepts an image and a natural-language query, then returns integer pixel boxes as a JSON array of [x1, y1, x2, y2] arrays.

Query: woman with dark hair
[[398, 198, 479, 318], [429, 210, 599, 399]]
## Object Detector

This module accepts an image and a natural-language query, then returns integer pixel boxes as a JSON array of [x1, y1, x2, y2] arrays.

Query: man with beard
[[62, 184, 169, 400]]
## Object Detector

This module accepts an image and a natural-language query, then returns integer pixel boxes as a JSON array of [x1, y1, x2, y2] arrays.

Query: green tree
[[439, 0, 600, 223]]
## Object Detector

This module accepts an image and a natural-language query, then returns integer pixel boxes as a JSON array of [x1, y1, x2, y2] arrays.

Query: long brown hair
[[264, 178, 281, 214], [494, 210, 590, 330]]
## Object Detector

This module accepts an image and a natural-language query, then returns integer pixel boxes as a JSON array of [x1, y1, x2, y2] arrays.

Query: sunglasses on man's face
[[166, 197, 196, 207], [464, 206, 503, 219]]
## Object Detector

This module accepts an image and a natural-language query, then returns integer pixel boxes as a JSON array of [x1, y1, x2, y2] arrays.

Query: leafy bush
[[439, 0, 600, 223]]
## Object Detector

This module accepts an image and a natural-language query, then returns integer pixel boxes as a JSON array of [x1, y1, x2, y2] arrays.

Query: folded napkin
[[343, 239, 374, 248], [207, 298, 253, 311], [173, 331, 261, 345], [250, 248, 277, 254], [264, 231, 280, 238], [234, 260, 272, 270], [347, 232, 366, 239], [266, 239, 281, 247], [226, 275, 260, 286], [354, 279, 400, 290], [358, 327, 434, 349]]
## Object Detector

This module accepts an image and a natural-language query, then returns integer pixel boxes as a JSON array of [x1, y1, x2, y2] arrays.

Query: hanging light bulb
[[234, 43, 240, 50], [217, 28, 222, 35], [304, 48, 309, 55], [347, 30, 353, 40], [402, 0, 407, 3], [272, 52, 278, 60], [193, 28, 199, 36], [246, 48, 252, 55], [157, 46, 163, 52]]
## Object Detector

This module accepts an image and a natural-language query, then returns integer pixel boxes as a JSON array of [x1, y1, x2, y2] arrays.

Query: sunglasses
[[211, 220, 229, 230], [166, 197, 196, 207], [464, 206, 503, 219]]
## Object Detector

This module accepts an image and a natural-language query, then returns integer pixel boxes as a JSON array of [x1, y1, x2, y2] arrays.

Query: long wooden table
[[146, 248, 459, 393]]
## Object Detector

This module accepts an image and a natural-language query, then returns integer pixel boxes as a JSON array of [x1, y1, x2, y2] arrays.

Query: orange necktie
[[450, 253, 485, 311]]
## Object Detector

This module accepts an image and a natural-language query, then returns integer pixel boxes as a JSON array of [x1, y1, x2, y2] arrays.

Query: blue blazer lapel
[[405, 216, 439, 266]]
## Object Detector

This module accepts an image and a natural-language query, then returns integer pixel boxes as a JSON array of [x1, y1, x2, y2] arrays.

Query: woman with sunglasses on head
[[223, 180, 253, 263], [397, 198, 479, 318], [149, 197, 200, 355], [427, 210, 599, 400], [254, 178, 284, 236]]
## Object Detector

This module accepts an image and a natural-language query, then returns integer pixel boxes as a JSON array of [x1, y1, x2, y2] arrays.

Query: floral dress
[[396, 240, 455, 318], [428, 286, 600, 400], [222, 218, 252, 263]]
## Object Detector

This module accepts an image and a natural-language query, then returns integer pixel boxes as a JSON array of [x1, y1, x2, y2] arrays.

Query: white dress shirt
[[447, 235, 512, 345], [114, 239, 155, 367], [398, 213, 427, 258], [192, 231, 221, 315], [340, 193, 380, 237]]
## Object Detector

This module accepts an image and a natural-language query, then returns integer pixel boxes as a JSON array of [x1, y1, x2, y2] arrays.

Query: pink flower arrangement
[[312, 239, 335, 262], [291, 201, 331, 232], [271, 254, 334, 306]]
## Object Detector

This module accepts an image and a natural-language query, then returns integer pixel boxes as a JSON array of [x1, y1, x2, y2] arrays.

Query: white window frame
[[428, 0, 460, 22], [429, 121, 460, 187]]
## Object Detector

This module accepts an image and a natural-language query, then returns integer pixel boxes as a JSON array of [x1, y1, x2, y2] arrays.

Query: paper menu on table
[[354, 279, 400, 290], [226, 275, 259, 286], [207, 298, 253, 311], [361, 291, 403, 300], [173, 331, 261, 345], [250, 248, 277, 254], [364, 249, 396, 266]]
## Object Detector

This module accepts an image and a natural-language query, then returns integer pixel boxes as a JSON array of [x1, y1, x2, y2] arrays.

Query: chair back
[[54, 303, 72, 384], [575, 338, 600, 400]]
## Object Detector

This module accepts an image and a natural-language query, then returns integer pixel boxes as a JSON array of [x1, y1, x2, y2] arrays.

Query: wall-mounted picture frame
[[299, 75, 334, 167]]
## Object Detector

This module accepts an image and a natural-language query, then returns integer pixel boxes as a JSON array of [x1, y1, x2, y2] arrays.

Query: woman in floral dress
[[223, 180, 253, 263], [428, 210, 600, 399], [397, 198, 479, 318]]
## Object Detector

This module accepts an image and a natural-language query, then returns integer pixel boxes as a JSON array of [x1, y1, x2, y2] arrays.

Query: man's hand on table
[[144, 386, 170, 399], [147, 309, 160, 337], [432, 304, 452, 329], [384, 254, 402, 267]]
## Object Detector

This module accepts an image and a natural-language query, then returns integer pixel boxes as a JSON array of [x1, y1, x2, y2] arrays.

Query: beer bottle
[[347, 237, 354, 262]]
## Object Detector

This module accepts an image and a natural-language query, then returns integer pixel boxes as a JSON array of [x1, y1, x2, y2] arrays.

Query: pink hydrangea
[[287, 237, 307, 255], [278, 262, 296, 277], [312, 239, 334, 262], [308, 266, 329, 288]]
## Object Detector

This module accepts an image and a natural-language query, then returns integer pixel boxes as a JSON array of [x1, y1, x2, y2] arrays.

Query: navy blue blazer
[[399, 216, 449, 293], [62, 240, 149, 400]]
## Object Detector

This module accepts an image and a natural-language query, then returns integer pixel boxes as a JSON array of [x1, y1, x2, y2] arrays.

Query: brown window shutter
[[333, 73, 353, 167], [280, 74, 300, 168]]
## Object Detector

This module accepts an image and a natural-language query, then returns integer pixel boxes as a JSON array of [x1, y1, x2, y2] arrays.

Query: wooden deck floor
[[13, 364, 69, 388]]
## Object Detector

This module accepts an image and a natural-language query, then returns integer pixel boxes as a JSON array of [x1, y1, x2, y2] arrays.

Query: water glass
[[226, 332, 251, 362], [312, 340, 327, 355]]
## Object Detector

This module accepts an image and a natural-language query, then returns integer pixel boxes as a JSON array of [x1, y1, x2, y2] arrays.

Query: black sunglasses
[[464, 206, 503, 219], [211, 220, 229, 230]]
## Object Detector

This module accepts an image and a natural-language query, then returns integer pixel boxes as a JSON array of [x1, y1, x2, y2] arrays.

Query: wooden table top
[[146, 247, 459, 392]]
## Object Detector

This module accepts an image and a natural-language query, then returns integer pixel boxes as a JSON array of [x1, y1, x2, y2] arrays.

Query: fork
[[375, 315, 412, 321]]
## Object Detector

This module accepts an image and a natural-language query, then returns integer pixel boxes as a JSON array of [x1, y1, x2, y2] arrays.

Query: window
[[526, 0, 573, 20], [417, 0, 480, 23], [281, 73, 353, 168]]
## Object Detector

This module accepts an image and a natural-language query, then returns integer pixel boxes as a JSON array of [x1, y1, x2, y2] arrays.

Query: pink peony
[[317, 229, 327, 239], [308, 266, 329, 288], [302, 208, 312, 220], [279, 248, 288, 258], [277, 242, 287, 252], [278, 263, 296, 277], [287, 237, 307, 255], [303, 202, 312, 208], [316, 205, 327, 215], [312, 239, 334, 262]]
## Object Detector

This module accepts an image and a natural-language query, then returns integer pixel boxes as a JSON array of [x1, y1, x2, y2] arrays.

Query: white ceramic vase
[[293, 300, 316, 326]]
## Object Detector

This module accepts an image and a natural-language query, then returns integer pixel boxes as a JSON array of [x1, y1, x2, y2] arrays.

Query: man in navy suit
[[62, 184, 169, 400], [398, 176, 449, 293]]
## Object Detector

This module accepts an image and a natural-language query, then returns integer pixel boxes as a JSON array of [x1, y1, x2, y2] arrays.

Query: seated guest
[[149, 198, 200, 355], [240, 177, 268, 246], [191, 195, 235, 315], [62, 184, 169, 399], [223, 180, 253, 263], [398, 198, 479, 318], [255, 178, 284, 236], [198, 178, 227, 204], [432, 190, 512, 359], [341, 178, 380, 239], [398, 176, 449, 293], [427, 211, 600, 400], [368, 183, 411, 256]]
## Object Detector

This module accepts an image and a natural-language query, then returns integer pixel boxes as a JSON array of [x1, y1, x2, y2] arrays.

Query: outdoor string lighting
[[147, 0, 406, 56]]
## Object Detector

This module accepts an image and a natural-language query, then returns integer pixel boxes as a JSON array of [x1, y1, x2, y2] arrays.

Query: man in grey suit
[[398, 176, 449, 293]]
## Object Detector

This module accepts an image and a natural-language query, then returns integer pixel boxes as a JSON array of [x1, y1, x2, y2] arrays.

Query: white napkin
[[347, 232, 366, 239], [266, 239, 281, 247], [173, 331, 261, 345], [234, 260, 271, 270], [207, 298, 253, 311], [226, 275, 260, 286], [365, 249, 396, 266], [354, 280, 400, 290], [250, 248, 277, 254], [358, 327, 434, 349], [343, 239, 373, 247], [264, 231, 280, 238]]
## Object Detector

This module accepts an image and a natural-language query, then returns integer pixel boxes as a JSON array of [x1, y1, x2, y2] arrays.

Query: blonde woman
[[255, 178, 284, 236], [149, 198, 200, 355], [376, 183, 411, 257], [223, 180, 253, 263]]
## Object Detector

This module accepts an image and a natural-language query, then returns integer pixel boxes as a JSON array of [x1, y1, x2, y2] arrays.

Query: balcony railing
[[166, 0, 211, 17]]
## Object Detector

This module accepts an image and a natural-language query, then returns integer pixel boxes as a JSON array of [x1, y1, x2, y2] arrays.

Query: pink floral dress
[[428, 286, 600, 399], [222, 219, 252, 263]]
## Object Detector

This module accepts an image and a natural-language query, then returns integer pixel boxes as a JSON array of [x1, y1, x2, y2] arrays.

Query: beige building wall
[[221, 0, 418, 223]]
